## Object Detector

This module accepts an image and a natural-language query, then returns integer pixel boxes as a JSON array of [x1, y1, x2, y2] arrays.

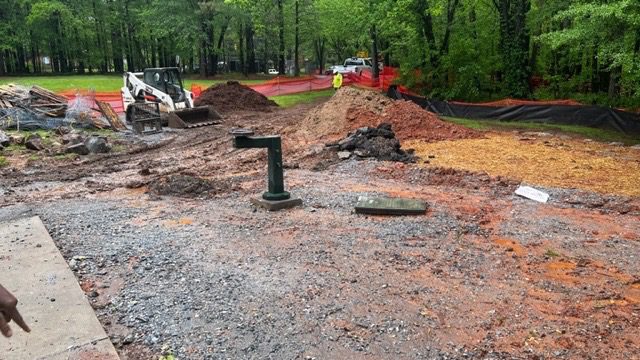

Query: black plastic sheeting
[[387, 86, 640, 136]]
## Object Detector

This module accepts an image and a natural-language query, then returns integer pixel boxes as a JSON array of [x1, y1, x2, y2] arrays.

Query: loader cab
[[143, 67, 186, 103]]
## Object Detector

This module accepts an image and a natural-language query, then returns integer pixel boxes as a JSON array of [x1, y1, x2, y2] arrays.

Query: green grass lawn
[[442, 116, 640, 145], [270, 89, 334, 108], [0, 74, 334, 108], [0, 74, 268, 93]]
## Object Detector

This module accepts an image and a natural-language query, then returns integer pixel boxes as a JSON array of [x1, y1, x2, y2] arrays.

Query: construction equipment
[[121, 67, 221, 129]]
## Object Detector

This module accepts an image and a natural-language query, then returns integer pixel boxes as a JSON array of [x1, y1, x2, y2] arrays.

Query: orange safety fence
[[448, 98, 583, 107], [60, 90, 126, 114], [60, 68, 403, 114]]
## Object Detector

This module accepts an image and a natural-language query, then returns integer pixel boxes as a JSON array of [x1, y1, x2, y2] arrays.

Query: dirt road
[[0, 100, 638, 359]]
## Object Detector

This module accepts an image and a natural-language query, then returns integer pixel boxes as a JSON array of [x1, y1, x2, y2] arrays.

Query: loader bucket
[[166, 106, 222, 129]]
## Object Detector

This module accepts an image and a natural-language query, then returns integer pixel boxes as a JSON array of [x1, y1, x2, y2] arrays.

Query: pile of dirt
[[382, 100, 482, 141], [298, 87, 479, 143], [346, 100, 481, 142], [194, 81, 277, 113], [299, 87, 392, 139], [148, 174, 228, 198], [332, 123, 416, 163]]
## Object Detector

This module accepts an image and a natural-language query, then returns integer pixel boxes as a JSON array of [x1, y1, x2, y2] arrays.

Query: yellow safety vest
[[333, 73, 343, 88]]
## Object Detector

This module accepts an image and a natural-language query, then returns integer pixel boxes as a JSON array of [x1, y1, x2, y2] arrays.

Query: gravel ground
[[0, 102, 639, 359], [1, 159, 638, 359]]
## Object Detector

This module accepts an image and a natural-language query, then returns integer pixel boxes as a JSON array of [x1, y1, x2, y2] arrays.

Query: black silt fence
[[387, 86, 640, 136]]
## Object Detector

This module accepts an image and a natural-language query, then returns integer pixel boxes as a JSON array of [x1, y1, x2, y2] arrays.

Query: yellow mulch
[[405, 134, 640, 196]]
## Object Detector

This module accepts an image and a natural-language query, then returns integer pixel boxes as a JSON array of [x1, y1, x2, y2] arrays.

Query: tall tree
[[494, 0, 531, 98], [277, 0, 286, 74]]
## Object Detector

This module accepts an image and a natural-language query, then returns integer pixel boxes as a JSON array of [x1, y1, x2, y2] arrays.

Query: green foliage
[[0, 0, 639, 106], [0, 156, 8, 167]]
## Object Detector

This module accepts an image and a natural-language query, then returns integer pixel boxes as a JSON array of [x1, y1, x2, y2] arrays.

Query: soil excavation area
[[0, 88, 639, 359]]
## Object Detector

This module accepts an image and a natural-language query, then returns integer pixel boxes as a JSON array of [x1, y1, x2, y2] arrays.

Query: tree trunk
[[239, 21, 246, 76], [112, 26, 124, 73], [246, 22, 256, 74], [16, 45, 26, 73], [125, 0, 136, 71], [439, 0, 460, 56], [314, 38, 325, 74], [415, 0, 438, 68], [0, 52, 5, 75], [608, 66, 620, 99], [207, 23, 215, 76], [151, 38, 157, 68], [199, 44, 206, 78], [30, 42, 37, 74], [495, 0, 531, 98], [294, 0, 300, 76], [277, 0, 285, 74], [213, 18, 229, 76], [371, 24, 379, 79]]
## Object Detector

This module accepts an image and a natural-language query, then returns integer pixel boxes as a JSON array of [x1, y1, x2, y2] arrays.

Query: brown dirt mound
[[194, 81, 277, 113], [299, 87, 392, 139], [148, 175, 229, 198], [382, 100, 482, 141], [346, 100, 481, 142]]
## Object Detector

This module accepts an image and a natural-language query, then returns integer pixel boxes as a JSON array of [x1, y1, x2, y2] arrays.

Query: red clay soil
[[194, 81, 278, 113], [346, 100, 482, 142], [450, 98, 582, 107]]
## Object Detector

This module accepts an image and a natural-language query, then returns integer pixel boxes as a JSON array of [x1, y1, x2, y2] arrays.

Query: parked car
[[331, 57, 373, 75], [268, 68, 279, 75]]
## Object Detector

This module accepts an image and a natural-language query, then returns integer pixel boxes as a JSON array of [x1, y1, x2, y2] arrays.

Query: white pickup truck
[[330, 57, 373, 75]]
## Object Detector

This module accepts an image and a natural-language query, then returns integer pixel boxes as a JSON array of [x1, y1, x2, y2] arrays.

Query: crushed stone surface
[[0, 92, 639, 359]]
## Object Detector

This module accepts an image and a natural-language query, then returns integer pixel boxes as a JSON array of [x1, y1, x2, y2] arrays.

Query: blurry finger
[[0, 315, 12, 337], [1, 310, 9, 322], [8, 308, 29, 333]]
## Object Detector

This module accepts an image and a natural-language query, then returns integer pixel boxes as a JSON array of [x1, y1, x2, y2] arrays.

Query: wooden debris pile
[[0, 84, 68, 117], [30, 85, 68, 117]]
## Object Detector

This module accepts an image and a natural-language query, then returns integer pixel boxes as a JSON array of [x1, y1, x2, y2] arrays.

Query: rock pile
[[331, 123, 416, 163]]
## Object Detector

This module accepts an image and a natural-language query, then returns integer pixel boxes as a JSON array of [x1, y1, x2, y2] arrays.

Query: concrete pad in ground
[[0, 216, 119, 360], [355, 196, 428, 215], [250, 196, 303, 211]]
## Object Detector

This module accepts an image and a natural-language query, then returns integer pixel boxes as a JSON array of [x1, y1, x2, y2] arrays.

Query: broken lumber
[[96, 100, 127, 131]]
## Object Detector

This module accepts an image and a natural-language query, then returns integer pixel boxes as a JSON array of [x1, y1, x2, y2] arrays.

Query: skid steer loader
[[121, 67, 221, 129]]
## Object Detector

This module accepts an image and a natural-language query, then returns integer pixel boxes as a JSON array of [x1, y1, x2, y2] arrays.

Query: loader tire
[[125, 105, 134, 124]]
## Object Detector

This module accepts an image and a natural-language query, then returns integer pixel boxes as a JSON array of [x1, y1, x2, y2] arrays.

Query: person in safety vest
[[332, 70, 343, 90]]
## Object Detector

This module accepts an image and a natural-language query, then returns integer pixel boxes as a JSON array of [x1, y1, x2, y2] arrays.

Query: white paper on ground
[[515, 185, 549, 203]]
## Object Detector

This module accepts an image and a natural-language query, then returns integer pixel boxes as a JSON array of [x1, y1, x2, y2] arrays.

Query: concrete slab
[[250, 196, 303, 211], [0, 216, 119, 360], [355, 196, 428, 215]]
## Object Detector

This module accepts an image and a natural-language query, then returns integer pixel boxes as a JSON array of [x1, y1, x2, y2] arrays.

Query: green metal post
[[233, 135, 290, 201]]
